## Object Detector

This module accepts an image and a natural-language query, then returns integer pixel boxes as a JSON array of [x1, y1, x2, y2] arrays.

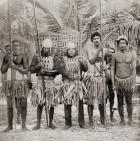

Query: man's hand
[[5, 54, 13, 64], [78, 56, 84, 62], [68, 73, 80, 80], [112, 84, 116, 91], [101, 64, 109, 71], [98, 43, 103, 51], [9, 63, 28, 74], [37, 62, 44, 68], [9, 62, 16, 69], [73, 74, 80, 80], [40, 68, 45, 74], [132, 84, 135, 93]]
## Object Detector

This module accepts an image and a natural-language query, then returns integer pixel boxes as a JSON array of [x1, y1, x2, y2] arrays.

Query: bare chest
[[115, 53, 132, 64], [90, 49, 102, 62], [13, 55, 24, 66]]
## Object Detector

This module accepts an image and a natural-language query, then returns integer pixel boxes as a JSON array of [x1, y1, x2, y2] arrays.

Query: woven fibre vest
[[41, 56, 54, 70], [64, 56, 80, 75]]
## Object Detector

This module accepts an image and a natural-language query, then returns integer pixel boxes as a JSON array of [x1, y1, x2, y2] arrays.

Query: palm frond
[[28, 0, 62, 33]]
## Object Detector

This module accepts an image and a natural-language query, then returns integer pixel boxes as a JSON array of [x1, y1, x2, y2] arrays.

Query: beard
[[120, 47, 126, 52], [67, 50, 77, 58], [41, 48, 51, 57]]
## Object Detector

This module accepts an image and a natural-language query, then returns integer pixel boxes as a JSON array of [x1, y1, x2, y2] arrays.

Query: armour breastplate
[[64, 56, 79, 73], [41, 56, 54, 70]]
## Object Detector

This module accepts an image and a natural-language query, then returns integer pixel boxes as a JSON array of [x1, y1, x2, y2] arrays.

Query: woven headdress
[[42, 38, 53, 49], [116, 35, 128, 45], [66, 41, 76, 49]]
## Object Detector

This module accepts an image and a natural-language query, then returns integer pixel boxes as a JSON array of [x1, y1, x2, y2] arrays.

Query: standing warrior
[[111, 36, 135, 126], [59, 41, 88, 130], [1, 40, 29, 132], [2, 43, 21, 125], [30, 38, 59, 130], [84, 32, 107, 127]]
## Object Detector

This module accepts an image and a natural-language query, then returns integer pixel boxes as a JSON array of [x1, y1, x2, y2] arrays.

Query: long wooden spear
[[8, 0, 17, 130], [32, 0, 49, 127], [32, 0, 40, 57], [99, 0, 106, 127]]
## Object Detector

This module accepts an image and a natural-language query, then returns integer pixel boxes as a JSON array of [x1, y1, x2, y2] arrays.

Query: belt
[[115, 73, 132, 80], [37, 76, 54, 80], [87, 72, 102, 77]]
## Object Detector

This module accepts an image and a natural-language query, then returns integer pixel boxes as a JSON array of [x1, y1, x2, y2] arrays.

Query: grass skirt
[[83, 73, 105, 105], [2, 80, 29, 98], [115, 75, 134, 94], [59, 80, 88, 106], [31, 77, 58, 107]]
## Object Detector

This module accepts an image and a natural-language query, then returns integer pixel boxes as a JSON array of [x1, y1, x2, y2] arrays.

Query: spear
[[32, 0, 49, 127], [99, 0, 106, 127], [8, 0, 17, 130], [32, 0, 40, 57]]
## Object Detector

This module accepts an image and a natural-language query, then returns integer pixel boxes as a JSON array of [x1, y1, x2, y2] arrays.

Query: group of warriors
[[1, 31, 136, 132]]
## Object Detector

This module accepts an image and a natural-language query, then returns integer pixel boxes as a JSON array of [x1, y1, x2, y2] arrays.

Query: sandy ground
[[0, 96, 140, 141]]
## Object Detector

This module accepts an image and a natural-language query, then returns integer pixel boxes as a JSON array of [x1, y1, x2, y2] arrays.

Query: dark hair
[[5, 44, 10, 48], [12, 40, 20, 44], [104, 54, 112, 64], [117, 39, 128, 45], [91, 32, 101, 42]]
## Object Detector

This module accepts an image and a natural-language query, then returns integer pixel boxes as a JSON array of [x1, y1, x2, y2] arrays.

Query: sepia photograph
[[0, 0, 140, 141]]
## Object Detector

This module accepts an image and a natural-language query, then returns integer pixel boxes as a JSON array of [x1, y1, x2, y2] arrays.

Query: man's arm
[[79, 57, 88, 72], [9, 54, 28, 74], [10, 65, 28, 74], [111, 54, 116, 89], [131, 54, 136, 86], [23, 54, 29, 70], [1, 56, 10, 73], [29, 55, 42, 74]]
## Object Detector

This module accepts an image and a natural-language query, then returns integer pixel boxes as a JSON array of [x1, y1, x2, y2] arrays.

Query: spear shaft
[[8, 0, 12, 51], [99, 0, 106, 126], [32, 0, 41, 57], [8, 0, 17, 130]]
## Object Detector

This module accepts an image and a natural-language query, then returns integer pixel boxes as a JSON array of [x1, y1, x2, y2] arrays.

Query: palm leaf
[[28, 0, 62, 33]]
